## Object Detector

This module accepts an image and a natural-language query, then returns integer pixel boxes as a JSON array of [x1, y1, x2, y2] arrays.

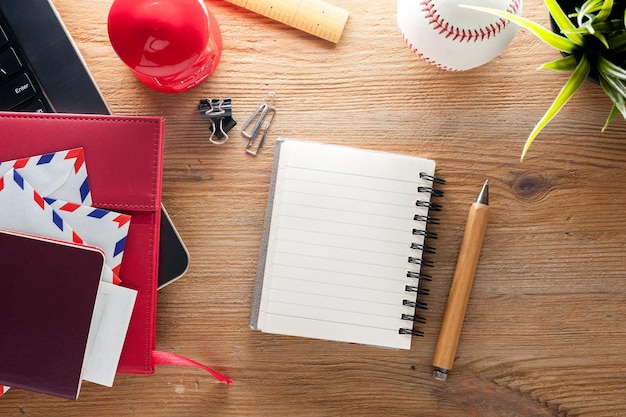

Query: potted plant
[[464, 0, 626, 160]]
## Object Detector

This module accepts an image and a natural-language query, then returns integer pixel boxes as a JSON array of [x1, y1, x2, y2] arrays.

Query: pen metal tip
[[433, 368, 448, 381], [476, 180, 489, 205]]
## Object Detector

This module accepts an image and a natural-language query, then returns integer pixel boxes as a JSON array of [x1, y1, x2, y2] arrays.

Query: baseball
[[397, 0, 522, 71]]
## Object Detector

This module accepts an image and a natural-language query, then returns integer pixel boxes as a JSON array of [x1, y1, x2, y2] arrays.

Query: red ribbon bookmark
[[151, 350, 233, 385]]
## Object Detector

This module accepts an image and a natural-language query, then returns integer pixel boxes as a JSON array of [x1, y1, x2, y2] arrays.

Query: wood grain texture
[[1, 0, 626, 415]]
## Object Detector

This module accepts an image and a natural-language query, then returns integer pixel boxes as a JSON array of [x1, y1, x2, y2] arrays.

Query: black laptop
[[0, 0, 189, 288]]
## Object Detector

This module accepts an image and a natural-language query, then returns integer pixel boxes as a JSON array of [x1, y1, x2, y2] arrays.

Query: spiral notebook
[[250, 139, 444, 350]]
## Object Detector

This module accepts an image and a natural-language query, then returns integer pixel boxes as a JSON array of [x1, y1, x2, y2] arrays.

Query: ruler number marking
[[224, 0, 348, 43]]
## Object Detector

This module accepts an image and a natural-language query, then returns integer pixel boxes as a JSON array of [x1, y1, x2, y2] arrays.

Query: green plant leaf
[[576, 0, 612, 25], [576, 0, 599, 28], [599, 74, 626, 131], [602, 103, 620, 131], [607, 30, 626, 52], [546, 0, 584, 44], [521, 55, 591, 161], [594, 30, 611, 48], [599, 76, 626, 109], [598, 55, 626, 81], [597, 0, 614, 21], [540, 54, 580, 71], [460, 5, 579, 52], [564, 20, 620, 41], [561, 26, 593, 36], [599, 72, 626, 114], [587, 19, 625, 34]]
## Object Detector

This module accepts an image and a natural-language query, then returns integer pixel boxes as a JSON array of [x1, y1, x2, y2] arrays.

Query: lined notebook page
[[251, 139, 436, 349]]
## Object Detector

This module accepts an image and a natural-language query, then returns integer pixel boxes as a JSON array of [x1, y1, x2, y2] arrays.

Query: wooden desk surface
[[2, 0, 626, 415]]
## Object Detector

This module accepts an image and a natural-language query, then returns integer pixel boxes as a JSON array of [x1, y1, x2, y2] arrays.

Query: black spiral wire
[[399, 172, 445, 337]]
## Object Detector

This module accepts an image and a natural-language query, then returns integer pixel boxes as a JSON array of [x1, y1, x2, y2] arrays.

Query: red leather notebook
[[0, 230, 104, 400], [0, 112, 163, 374]]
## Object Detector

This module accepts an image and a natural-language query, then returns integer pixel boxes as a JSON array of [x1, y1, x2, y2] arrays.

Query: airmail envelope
[[0, 173, 136, 390], [83, 281, 137, 387], [0, 147, 91, 205], [44, 198, 131, 278], [0, 168, 116, 284]]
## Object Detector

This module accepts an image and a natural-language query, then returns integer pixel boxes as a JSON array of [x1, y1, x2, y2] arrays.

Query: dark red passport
[[0, 230, 104, 400]]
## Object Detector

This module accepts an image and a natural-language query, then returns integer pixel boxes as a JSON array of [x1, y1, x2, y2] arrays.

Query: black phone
[[158, 205, 190, 289]]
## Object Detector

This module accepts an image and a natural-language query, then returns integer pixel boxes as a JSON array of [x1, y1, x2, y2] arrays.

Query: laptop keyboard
[[0, 12, 50, 113]]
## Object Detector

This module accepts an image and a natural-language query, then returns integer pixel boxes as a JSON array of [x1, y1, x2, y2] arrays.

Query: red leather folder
[[0, 111, 163, 374]]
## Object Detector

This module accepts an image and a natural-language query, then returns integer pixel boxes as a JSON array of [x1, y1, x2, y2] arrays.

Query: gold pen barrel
[[432, 197, 489, 381]]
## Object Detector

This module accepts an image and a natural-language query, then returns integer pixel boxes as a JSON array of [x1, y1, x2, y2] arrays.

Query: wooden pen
[[432, 180, 489, 381]]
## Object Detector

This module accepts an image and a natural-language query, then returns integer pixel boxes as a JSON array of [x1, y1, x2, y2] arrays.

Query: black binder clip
[[241, 92, 276, 156], [198, 98, 237, 145]]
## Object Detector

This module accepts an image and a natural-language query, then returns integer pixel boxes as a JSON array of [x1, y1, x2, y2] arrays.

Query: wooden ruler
[[224, 0, 349, 43]]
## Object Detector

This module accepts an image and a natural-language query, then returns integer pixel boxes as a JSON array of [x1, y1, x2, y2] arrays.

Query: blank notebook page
[[251, 139, 437, 350]]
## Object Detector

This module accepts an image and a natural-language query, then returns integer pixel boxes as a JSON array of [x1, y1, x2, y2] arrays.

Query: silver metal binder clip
[[204, 98, 232, 119], [241, 92, 276, 155], [209, 118, 229, 145], [246, 106, 276, 155], [199, 98, 228, 119], [205, 102, 225, 118], [198, 97, 236, 145]]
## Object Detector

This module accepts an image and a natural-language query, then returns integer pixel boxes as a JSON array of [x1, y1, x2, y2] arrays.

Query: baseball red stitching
[[401, 0, 521, 70], [421, 0, 521, 42], [402, 32, 460, 71]]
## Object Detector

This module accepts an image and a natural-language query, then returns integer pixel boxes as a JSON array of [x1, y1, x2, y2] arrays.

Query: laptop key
[[16, 98, 47, 113], [0, 73, 36, 109], [0, 47, 22, 79], [0, 24, 7, 47]]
